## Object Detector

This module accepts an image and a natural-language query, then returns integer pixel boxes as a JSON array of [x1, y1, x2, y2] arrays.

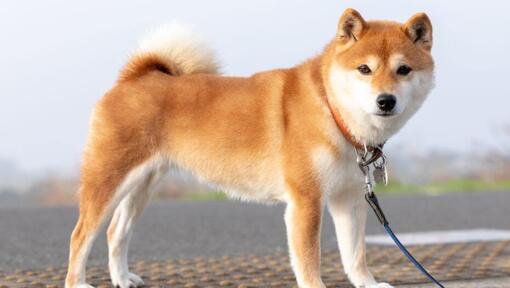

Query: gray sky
[[1, 0, 509, 172]]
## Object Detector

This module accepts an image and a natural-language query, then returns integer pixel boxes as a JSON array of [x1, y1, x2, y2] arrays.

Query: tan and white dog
[[65, 8, 434, 288]]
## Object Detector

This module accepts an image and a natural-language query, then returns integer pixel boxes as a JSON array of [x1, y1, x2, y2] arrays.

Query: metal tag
[[373, 165, 388, 186]]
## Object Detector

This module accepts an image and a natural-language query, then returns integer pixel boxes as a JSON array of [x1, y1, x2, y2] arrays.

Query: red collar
[[323, 93, 365, 150]]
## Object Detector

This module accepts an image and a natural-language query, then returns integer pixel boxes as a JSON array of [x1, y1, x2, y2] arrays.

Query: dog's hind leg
[[65, 155, 164, 288], [65, 128, 162, 288], [65, 179, 125, 288], [65, 185, 108, 288], [107, 160, 167, 288]]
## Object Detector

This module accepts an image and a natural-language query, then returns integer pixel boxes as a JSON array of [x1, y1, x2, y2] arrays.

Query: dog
[[65, 8, 434, 288]]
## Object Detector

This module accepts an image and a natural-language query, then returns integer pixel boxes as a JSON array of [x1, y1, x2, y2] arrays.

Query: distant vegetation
[[376, 179, 510, 195]]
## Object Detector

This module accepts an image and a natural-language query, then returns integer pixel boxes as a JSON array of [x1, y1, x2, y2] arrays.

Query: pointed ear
[[337, 8, 367, 44], [403, 13, 433, 51]]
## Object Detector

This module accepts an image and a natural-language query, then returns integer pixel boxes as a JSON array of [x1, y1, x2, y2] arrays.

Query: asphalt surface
[[0, 191, 509, 271]]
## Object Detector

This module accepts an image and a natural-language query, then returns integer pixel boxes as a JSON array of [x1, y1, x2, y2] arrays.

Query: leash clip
[[355, 143, 385, 196], [355, 144, 384, 167]]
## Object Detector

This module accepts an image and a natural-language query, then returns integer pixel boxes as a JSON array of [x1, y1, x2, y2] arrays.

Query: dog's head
[[323, 8, 435, 145]]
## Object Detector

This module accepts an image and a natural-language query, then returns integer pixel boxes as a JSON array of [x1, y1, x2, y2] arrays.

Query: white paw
[[364, 283, 394, 288], [73, 284, 95, 288], [112, 272, 145, 288]]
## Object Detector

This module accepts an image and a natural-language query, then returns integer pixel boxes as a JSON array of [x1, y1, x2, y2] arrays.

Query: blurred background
[[1, 0, 509, 206]]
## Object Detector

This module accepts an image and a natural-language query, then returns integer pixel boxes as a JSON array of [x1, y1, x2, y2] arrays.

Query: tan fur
[[66, 9, 434, 288]]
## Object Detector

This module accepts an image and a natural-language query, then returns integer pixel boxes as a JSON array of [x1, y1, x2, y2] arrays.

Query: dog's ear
[[337, 8, 366, 45], [403, 13, 433, 51]]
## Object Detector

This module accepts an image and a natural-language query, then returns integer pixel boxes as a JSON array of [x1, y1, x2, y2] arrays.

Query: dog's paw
[[72, 284, 95, 288], [112, 272, 144, 288], [364, 283, 394, 288]]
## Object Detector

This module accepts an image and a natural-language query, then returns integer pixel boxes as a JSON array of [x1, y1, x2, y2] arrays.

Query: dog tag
[[373, 165, 388, 186]]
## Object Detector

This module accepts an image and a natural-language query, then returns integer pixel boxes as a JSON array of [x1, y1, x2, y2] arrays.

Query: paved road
[[0, 192, 509, 271]]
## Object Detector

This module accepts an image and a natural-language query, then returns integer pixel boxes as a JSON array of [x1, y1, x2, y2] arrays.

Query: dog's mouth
[[374, 112, 397, 117]]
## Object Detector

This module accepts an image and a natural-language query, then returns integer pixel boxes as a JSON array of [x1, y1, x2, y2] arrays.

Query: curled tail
[[119, 23, 220, 81]]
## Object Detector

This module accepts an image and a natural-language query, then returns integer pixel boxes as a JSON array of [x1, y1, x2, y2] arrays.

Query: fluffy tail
[[119, 23, 220, 81]]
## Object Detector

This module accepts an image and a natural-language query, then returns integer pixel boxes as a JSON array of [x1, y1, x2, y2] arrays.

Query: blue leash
[[355, 145, 445, 287], [383, 223, 445, 287], [365, 191, 445, 288]]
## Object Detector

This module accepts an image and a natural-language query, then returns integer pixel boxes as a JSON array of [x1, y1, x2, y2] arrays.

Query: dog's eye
[[357, 65, 372, 75], [396, 65, 412, 76]]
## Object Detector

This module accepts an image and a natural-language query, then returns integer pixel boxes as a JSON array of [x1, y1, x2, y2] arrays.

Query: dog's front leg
[[328, 191, 393, 288], [284, 191, 325, 288]]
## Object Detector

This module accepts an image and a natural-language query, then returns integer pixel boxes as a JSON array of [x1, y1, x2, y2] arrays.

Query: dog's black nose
[[376, 94, 396, 112]]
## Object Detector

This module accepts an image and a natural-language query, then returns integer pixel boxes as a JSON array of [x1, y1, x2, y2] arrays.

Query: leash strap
[[365, 194, 445, 288], [356, 146, 445, 287]]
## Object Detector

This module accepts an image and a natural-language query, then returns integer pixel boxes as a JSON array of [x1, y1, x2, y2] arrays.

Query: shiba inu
[[65, 8, 434, 288]]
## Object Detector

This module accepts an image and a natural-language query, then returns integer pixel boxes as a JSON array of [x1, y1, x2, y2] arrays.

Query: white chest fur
[[312, 142, 365, 197]]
